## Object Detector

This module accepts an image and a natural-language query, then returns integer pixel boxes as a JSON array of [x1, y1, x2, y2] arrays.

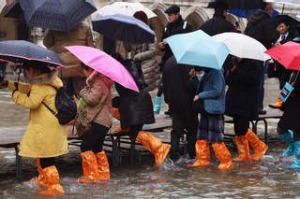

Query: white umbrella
[[213, 32, 271, 62], [264, 0, 300, 6], [97, 2, 156, 19]]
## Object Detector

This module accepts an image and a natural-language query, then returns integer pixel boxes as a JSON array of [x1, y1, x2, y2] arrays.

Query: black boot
[[170, 132, 180, 161], [186, 132, 196, 159]]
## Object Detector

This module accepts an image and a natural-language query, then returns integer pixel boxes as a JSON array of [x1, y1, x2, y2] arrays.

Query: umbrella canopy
[[92, 14, 155, 44], [208, 0, 265, 10], [1, 0, 23, 18], [264, 0, 300, 6], [0, 40, 63, 68], [18, 0, 96, 32], [265, 41, 300, 71], [97, 2, 156, 19], [213, 32, 271, 61], [166, 30, 230, 70], [65, 46, 139, 92]]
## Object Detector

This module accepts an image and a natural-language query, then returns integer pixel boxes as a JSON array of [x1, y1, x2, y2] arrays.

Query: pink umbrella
[[65, 46, 139, 92]]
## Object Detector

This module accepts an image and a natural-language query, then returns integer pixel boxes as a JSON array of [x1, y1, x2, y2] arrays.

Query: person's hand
[[158, 39, 167, 49], [193, 95, 199, 102]]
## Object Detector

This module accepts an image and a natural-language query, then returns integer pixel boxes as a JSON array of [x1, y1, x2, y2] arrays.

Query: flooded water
[[1, 76, 300, 198]]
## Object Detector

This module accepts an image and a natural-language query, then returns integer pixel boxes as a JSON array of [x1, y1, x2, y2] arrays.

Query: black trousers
[[233, 116, 250, 136], [81, 122, 109, 153]]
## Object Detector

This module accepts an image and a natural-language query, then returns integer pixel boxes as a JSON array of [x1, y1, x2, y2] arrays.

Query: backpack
[[43, 86, 77, 125]]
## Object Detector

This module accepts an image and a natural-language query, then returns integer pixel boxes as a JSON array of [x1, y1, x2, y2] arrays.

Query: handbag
[[74, 104, 103, 139]]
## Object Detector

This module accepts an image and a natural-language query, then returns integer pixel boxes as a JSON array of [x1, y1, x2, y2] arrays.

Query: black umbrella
[[0, 40, 63, 69], [18, 0, 96, 32], [0, 0, 23, 18], [208, 0, 265, 10], [276, 14, 300, 30]]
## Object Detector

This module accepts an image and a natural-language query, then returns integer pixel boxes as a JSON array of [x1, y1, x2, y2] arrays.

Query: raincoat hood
[[28, 71, 63, 89]]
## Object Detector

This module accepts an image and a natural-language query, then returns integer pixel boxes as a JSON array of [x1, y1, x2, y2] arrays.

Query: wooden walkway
[[0, 108, 282, 179]]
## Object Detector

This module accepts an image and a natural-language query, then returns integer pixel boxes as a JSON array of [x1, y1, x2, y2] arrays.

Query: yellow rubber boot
[[136, 131, 171, 167], [245, 129, 268, 161], [38, 166, 64, 196], [79, 151, 101, 183], [95, 151, 110, 181], [188, 140, 211, 167], [234, 136, 251, 162], [212, 142, 234, 171]]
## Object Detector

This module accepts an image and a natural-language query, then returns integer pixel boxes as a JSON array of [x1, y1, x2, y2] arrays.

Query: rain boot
[[234, 136, 251, 162], [212, 142, 234, 170], [245, 129, 268, 161], [188, 140, 210, 167], [153, 96, 162, 114], [288, 141, 300, 169], [269, 91, 283, 109], [186, 132, 196, 159], [39, 165, 64, 196], [35, 158, 47, 188], [136, 131, 171, 167], [95, 151, 110, 181], [79, 151, 101, 183], [170, 133, 181, 161], [279, 130, 294, 157]]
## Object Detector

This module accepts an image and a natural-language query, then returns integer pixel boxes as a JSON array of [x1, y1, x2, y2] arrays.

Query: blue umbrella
[[92, 14, 155, 44], [166, 30, 230, 70], [0, 40, 63, 68], [18, 0, 96, 32]]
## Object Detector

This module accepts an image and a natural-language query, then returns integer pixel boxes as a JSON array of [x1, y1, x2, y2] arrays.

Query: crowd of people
[[1, 1, 300, 196]]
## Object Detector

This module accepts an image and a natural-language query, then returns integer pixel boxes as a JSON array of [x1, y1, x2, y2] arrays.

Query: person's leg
[[258, 61, 266, 114], [91, 123, 110, 181], [189, 113, 210, 167], [289, 130, 300, 169], [128, 124, 143, 164], [208, 114, 233, 170], [277, 126, 294, 157], [79, 123, 105, 183], [233, 117, 251, 162], [39, 157, 64, 195]]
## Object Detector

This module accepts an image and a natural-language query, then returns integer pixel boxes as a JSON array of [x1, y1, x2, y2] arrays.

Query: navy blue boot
[[279, 130, 294, 157]]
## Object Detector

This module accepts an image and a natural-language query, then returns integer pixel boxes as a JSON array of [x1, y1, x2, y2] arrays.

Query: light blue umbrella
[[166, 30, 230, 70]]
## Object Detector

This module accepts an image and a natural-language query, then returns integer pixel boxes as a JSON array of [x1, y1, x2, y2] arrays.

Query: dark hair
[[133, 11, 148, 25], [23, 60, 51, 73], [81, 62, 90, 70]]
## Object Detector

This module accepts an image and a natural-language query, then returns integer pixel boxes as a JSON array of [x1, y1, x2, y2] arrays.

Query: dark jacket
[[225, 59, 260, 120], [278, 71, 300, 132], [161, 16, 193, 68], [200, 13, 236, 36], [244, 10, 279, 49], [163, 56, 195, 113], [115, 60, 154, 128]]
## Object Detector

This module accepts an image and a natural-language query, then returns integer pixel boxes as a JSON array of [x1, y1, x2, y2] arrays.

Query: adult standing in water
[[154, 4, 193, 115]]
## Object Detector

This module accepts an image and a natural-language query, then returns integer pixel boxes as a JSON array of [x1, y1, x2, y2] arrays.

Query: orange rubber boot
[[245, 129, 268, 161], [269, 91, 283, 109], [136, 131, 171, 167], [38, 166, 64, 196], [95, 151, 110, 181], [188, 140, 211, 167], [234, 136, 251, 162], [212, 142, 234, 170], [79, 151, 101, 183], [35, 158, 47, 188]]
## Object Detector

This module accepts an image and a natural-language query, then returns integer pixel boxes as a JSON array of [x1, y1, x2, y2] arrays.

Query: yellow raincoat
[[12, 73, 68, 158]]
